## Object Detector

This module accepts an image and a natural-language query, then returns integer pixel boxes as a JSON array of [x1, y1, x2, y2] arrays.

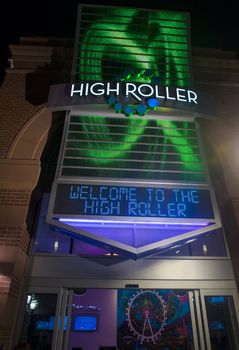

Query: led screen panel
[[60, 115, 205, 183], [74, 6, 191, 87], [74, 316, 97, 331]]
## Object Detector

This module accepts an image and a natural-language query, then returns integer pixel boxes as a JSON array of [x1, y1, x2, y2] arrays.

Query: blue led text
[[67, 185, 204, 218]]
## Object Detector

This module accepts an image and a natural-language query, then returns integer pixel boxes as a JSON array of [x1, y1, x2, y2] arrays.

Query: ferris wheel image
[[126, 290, 167, 344]]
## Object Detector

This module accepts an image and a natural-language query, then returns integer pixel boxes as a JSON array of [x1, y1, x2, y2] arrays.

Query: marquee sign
[[47, 81, 215, 117], [46, 5, 220, 258], [70, 82, 198, 104], [53, 183, 214, 221], [47, 179, 219, 258]]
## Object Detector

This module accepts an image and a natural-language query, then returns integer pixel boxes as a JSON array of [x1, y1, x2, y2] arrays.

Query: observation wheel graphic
[[126, 290, 167, 344]]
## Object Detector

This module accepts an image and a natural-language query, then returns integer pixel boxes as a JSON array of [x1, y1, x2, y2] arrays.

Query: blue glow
[[74, 316, 97, 331], [114, 102, 123, 113], [123, 105, 134, 116], [35, 321, 49, 330], [136, 104, 147, 115], [36, 316, 67, 331], [147, 98, 159, 109], [58, 218, 209, 226], [209, 296, 225, 304]]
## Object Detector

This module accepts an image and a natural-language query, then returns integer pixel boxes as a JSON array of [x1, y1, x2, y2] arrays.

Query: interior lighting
[[58, 218, 209, 227], [105, 252, 119, 256]]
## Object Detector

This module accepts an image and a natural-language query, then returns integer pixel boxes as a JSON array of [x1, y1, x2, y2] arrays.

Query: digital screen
[[61, 115, 206, 184], [53, 183, 214, 220], [35, 320, 49, 330], [35, 316, 67, 331], [74, 316, 97, 331], [75, 6, 191, 86]]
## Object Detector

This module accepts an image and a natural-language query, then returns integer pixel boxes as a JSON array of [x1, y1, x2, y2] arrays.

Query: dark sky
[[1, 0, 239, 76]]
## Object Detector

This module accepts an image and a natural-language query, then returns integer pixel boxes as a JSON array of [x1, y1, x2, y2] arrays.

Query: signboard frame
[[47, 176, 221, 259]]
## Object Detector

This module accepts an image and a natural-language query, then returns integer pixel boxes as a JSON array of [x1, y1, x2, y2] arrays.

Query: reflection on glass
[[158, 229, 227, 257], [205, 295, 239, 350], [20, 293, 57, 350]]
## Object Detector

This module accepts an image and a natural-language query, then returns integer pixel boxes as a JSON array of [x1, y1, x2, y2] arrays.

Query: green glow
[[64, 116, 204, 180], [156, 120, 202, 172], [71, 115, 148, 161], [68, 7, 204, 181], [76, 6, 191, 86]]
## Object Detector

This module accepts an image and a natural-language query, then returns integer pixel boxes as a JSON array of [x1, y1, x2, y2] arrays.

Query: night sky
[[1, 0, 239, 80]]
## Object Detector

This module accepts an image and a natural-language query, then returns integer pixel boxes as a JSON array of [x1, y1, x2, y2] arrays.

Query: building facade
[[1, 5, 239, 350]]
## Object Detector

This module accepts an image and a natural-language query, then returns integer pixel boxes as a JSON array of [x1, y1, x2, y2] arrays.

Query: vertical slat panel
[[73, 5, 191, 87]]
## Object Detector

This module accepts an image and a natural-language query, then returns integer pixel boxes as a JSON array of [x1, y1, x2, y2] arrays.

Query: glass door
[[54, 288, 200, 350], [117, 288, 198, 350], [200, 290, 239, 350], [52, 288, 239, 350], [52, 288, 74, 350]]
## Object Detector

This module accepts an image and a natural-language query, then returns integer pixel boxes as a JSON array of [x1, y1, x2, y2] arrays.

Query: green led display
[[61, 115, 205, 183], [66, 6, 205, 183], [74, 6, 191, 86]]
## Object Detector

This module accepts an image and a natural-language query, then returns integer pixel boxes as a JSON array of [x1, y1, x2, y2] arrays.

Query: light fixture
[[105, 252, 119, 256], [59, 218, 209, 227], [203, 244, 208, 255], [30, 297, 38, 310], [54, 240, 59, 253]]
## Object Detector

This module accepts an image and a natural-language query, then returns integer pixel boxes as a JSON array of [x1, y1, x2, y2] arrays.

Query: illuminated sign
[[70, 82, 198, 104], [47, 82, 214, 116], [53, 184, 214, 221], [46, 5, 219, 258]]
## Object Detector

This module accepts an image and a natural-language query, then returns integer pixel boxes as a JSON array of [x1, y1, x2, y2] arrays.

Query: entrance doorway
[[48, 288, 239, 350]]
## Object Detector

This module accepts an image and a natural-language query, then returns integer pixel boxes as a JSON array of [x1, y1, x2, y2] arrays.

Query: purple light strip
[[58, 218, 209, 227]]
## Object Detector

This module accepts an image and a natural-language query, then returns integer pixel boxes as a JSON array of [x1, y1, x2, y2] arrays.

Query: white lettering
[[90, 82, 105, 96], [187, 90, 198, 104], [176, 88, 187, 102], [138, 84, 154, 97], [165, 86, 176, 100], [85, 82, 89, 95], [155, 85, 165, 99], [70, 83, 84, 96], [70, 82, 199, 107], [107, 82, 120, 96], [126, 83, 141, 101]]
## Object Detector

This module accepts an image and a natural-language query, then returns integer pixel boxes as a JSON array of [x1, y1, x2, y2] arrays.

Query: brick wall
[[0, 37, 73, 349], [0, 189, 30, 206], [0, 276, 11, 296], [0, 70, 35, 347], [0, 73, 41, 159], [0, 275, 22, 348], [0, 225, 30, 253]]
